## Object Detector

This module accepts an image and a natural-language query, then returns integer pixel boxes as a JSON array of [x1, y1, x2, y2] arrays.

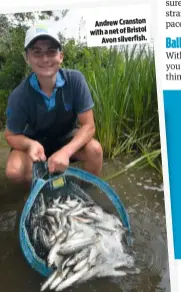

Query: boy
[[4, 24, 103, 184]]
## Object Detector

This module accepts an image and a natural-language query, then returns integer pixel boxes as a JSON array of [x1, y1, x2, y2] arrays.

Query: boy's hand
[[48, 149, 70, 174], [27, 141, 46, 162]]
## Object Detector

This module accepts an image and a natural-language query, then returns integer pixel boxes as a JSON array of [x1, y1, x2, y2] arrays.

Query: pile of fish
[[26, 184, 136, 292]]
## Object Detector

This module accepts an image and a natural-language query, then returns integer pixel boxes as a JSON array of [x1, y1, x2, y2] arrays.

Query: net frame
[[19, 162, 132, 277]]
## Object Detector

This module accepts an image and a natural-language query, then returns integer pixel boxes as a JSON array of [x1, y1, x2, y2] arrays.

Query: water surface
[[0, 155, 170, 292]]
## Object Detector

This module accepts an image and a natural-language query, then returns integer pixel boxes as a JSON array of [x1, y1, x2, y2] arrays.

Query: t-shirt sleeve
[[73, 71, 94, 114], [6, 91, 28, 134]]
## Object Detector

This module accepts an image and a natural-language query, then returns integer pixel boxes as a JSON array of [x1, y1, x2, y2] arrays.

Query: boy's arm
[[4, 128, 34, 151], [61, 109, 95, 157], [4, 129, 46, 161]]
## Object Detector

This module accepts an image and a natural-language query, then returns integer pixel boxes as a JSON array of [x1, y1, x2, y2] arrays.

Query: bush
[[0, 89, 10, 129]]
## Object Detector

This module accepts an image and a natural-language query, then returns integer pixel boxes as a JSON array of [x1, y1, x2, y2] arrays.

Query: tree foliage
[[0, 10, 69, 129]]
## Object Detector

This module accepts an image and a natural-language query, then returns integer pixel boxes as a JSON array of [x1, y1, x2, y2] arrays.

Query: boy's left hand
[[47, 149, 70, 174]]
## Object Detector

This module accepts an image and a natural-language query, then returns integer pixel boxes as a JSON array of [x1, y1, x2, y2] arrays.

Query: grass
[[0, 131, 8, 148], [103, 150, 161, 181], [78, 44, 161, 174]]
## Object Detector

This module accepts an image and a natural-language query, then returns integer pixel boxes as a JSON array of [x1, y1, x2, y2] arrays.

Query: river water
[[0, 156, 170, 292]]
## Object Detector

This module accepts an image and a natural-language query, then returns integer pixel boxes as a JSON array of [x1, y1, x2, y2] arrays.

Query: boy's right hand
[[27, 141, 46, 162]]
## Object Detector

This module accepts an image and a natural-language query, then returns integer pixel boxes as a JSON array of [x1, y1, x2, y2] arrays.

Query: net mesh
[[20, 162, 131, 276], [25, 179, 96, 261]]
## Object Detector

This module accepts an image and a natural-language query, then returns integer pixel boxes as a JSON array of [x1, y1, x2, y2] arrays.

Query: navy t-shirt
[[5, 69, 94, 140]]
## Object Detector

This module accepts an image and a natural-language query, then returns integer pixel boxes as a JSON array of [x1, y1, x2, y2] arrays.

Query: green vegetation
[[0, 12, 161, 174]]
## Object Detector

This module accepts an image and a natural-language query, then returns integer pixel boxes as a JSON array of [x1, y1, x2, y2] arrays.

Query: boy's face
[[26, 38, 63, 78]]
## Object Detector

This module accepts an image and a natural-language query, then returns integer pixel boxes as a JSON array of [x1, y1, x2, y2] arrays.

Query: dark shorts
[[10, 130, 79, 163], [38, 134, 72, 157], [38, 132, 78, 161]]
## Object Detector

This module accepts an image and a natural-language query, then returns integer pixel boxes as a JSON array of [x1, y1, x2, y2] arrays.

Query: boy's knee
[[92, 142, 103, 157], [86, 140, 103, 158], [5, 165, 24, 183]]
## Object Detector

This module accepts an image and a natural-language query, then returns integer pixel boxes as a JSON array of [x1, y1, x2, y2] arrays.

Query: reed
[[78, 44, 160, 171]]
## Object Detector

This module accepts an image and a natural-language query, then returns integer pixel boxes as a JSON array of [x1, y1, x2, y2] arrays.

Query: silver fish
[[29, 188, 134, 292], [54, 254, 64, 268], [59, 214, 67, 229], [48, 238, 65, 267], [69, 207, 91, 217], [57, 236, 96, 255], [88, 245, 98, 265], [66, 247, 90, 266], [54, 212, 62, 228], [67, 230, 85, 241], [95, 223, 116, 232], [53, 197, 61, 205], [66, 195, 71, 202], [45, 214, 56, 226], [80, 264, 126, 283], [55, 265, 89, 291], [57, 204, 70, 210], [40, 269, 58, 291], [64, 202, 83, 216], [38, 228, 51, 250], [46, 208, 63, 216], [32, 225, 39, 243], [73, 257, 88, 272], [66, 200, 79, 208], [86, 205, 103, 217], [39, 193, 46, 216], [50, 230, 64, 243], [50, 267, 70, 290], [73, 216, 94, 224], [83, 211, 103, 222], [66, 271, 74, 278], [61, 256, 72, 270]]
